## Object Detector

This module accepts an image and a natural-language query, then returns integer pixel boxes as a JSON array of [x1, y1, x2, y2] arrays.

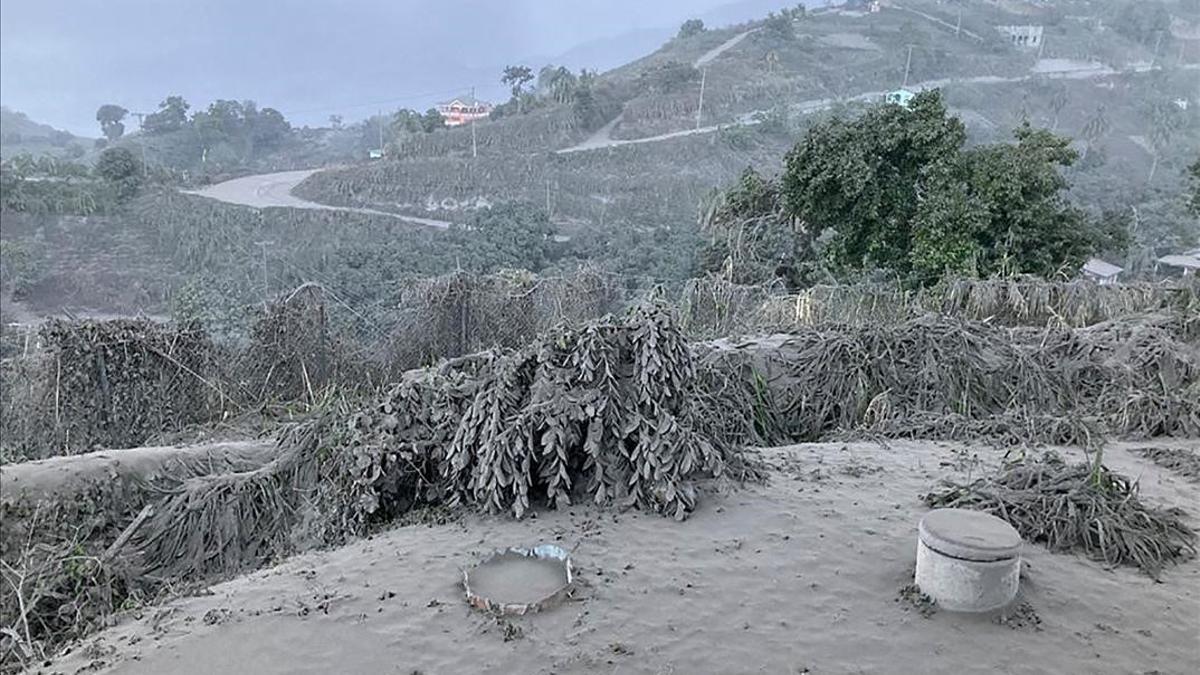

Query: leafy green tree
[[771, 91, 1125, 282], [142, 95, 191, 134], [911, 125, 1127, 279], [96, 104, 128, 141], [95, 146, 142, 201], [782, 90, 965, 274], [678, 19, 705, 39]]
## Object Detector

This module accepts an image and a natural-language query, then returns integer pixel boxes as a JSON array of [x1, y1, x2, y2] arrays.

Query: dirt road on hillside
[[557, 60, 1190, 154], [565, 28, 759, 152], [185, 170, 454, 228]]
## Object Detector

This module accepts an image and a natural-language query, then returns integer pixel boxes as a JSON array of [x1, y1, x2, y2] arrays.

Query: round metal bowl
[[462, 544, 575, 615]]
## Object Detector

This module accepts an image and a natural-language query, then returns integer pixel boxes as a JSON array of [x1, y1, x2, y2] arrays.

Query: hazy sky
[[1, 0, 803, 136]]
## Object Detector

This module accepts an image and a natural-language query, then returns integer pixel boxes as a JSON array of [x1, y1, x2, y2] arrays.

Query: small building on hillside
[[1081, 258, 1123, 285], [997, 25, 1044, 48], [436, 95, 493, 126], [885, 89, 916, 107], [1157, 251, 1200, 277]]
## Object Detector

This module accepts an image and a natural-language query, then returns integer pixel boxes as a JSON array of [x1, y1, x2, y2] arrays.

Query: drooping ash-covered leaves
[[340, 301, 754, 523]]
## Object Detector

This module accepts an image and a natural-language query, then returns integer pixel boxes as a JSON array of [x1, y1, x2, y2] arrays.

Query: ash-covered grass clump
[[1129, 446, 1200, 482], [925, 454, 1197, 579]]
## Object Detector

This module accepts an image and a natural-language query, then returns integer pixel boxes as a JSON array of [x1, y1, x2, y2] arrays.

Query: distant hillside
[[0, 106, 94, 160], [294, 0, 1199, 275]]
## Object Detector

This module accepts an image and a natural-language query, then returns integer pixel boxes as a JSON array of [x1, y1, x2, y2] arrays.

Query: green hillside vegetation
[[699, 90, 1130, 287]]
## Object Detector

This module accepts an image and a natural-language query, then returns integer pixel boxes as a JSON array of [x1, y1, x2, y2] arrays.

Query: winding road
[[562, 28, 760, 153], [185, 169, 454, 228], [559, 60, 1186, 154], [192, 52, 1193, 208]]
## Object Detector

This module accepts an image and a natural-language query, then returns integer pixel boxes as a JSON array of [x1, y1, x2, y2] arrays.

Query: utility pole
[[1038, 32, 1046, 59], [377, 109, 385, 157], [696, 67, 708, 130], [130, 112, 149, 176], [902, 45, 913, 88], [254, 240, 274, 299], [1152, 31, 1164, 68], [955, 9, 961, 37]]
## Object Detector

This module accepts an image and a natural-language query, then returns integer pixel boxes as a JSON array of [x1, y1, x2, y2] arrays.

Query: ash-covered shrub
[[2, 319, 225, 456], [241, 283, 341, 404], [341, 302, 754, 524], [926, 453, 1197, 578]]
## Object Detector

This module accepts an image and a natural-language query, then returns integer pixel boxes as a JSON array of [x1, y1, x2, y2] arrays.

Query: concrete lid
[[919, 508, 1022, 562]]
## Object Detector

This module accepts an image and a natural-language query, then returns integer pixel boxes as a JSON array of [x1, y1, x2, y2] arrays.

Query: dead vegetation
[[750, 276, 1199, 332], [0, 319, 226, 461], [130, 303, 761, 588], [1129, 446, 1200, 482], [925, 453, 1197, 579], [2, 276, 1198, 669], [0, 443, 275, 668], [386, 267, 624, 369], [704, 312, 1199, 448]]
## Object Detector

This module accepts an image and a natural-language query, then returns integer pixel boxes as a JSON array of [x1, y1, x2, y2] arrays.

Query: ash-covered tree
[[95, 146, 143, 201], [502, 65, 535, 112], [762, 6, 804, 41], [696, 168, 820, 287], [141, 95, 190, 135], [421, 108, 445, 133], [571, 86, 603, 129], [452, 203, 559, 273], [1145, 99, 1183, 183], [95, 104, 128, 141], [678, 19, 705, 39], [636, 61, 700, 94], [245, 104, 291, 154], [538, 65, 578, 104]]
